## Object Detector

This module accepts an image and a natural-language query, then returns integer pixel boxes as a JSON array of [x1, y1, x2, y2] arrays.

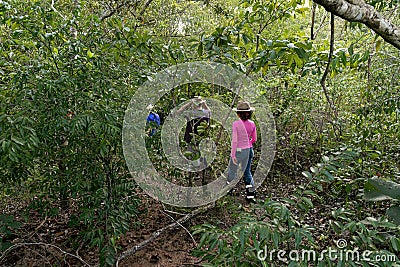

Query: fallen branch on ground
[[0, 242, 91, 266], [115, 202, 215, 266], [161, 210, 198, 246]]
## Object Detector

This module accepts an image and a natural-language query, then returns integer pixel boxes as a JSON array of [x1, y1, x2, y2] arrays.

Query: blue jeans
[[227, 147, 255, 189]]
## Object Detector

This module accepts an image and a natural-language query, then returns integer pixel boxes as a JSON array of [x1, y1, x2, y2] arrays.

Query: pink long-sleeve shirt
[[230, 119, 257, 159]]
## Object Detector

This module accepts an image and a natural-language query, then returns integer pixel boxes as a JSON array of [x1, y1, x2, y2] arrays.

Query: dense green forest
[[1, 0, 399, 266]]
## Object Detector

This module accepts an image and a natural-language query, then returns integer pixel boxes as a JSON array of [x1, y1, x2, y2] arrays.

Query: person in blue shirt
[[146, 104, 160, 137]]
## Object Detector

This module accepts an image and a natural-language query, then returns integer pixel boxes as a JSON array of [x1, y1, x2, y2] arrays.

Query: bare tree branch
[[139, 0, 154, 17], [101, 0, 131, 21], [0, 242, 91, 266], [161, 210, 198, 246], [313, 0, 400, 50], [51, 0, 66, 20], [320, 13, 338, 116], [311, 2, 317, 40]]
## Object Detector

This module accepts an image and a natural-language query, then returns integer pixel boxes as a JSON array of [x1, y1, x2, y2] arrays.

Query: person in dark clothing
[[177, 96, 211, 145]]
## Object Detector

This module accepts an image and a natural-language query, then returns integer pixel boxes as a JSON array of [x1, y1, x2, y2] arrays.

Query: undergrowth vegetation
[[0, 0, 399, 265]]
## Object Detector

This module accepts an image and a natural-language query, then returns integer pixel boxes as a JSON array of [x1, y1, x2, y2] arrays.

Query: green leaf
[[294, 47, 307, 60], [390, 237, 400, 251], [87, 50, 94, 58], [322, 170, 334, 181], [302, 171, 312, 179], [272, 231, 279, 247], [348, 44, 354, 56], [386, 206, 400, 226], [329, 220, 342, 233], [184, 151, 193, 158], [242, 34, 250, 44], [340, 52, 347, 66], [11, 136, 25, 145], [197, 42, 203, 56], [364, 178, 400, 201], [301, 197, 313, 209], [0, 215, 14, 223], [198, 233, 208, 248], [208, 238, 218, 251], [8, 220, 22, 229], [375, 39, 382, 52], [0, 241, 13, 252]]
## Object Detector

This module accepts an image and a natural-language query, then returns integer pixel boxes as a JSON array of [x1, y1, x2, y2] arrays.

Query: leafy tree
[[1, 0, 399, 265]]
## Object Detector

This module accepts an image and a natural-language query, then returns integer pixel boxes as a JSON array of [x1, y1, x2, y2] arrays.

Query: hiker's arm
[[230, 123, 238, 161], [201, 101, 210, 111], [250, 124, 257, 145], [176, 101, 192, 115]]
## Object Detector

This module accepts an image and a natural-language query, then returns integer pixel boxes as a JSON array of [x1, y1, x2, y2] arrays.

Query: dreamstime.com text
[[257, 239, 397, 263]]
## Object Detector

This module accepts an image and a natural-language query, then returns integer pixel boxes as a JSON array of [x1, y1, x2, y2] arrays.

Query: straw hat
[[233, 101, 255, 111], [192, 96, 205, 106]]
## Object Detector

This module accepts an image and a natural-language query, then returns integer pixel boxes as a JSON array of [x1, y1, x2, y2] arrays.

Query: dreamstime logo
[[122, 61, 276, 207], [257, 239, 397, 263]]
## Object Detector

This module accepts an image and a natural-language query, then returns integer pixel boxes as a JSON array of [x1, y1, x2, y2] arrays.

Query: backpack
[[146, 112, 160, 136]]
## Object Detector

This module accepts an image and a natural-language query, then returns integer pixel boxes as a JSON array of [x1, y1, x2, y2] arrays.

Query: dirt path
[[117, 184, 273, 267], [0, 180, 292, 266]]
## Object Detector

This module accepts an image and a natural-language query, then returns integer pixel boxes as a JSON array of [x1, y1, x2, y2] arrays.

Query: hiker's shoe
[[246, 190, 256, 201], [245, 184, 253, 194], [227, 188, 235, 196]]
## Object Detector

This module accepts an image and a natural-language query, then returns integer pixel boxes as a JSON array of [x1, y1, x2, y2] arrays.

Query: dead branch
[[320, 13, 338, 116], [51, 0, 66, 20], [139, 0, 154, 17], [163, 209, 187, 216], [311, 2, 317, 39], [0, 242, 91, 266], [101, 0, 131, 21], [101, 0, 153, 23], [161, 210, 198, 246], [313, 9, 330, 39], [115, 202, 215, 266], [34, 216, 48, 232], [161, 203, 187, 216]]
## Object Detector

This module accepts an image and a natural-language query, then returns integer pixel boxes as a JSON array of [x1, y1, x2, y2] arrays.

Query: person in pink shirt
[[227, 101, 257, 200]]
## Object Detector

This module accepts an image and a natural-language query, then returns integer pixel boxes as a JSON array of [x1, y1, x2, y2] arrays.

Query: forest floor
[[118, 195, 203, 267], [0, 179, 293, 267], [1, 176, 385, 267], [117, 179, 302, 267]]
